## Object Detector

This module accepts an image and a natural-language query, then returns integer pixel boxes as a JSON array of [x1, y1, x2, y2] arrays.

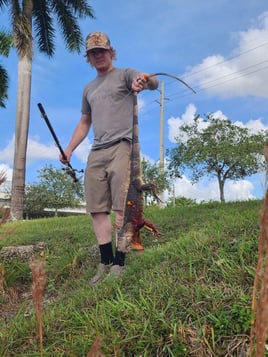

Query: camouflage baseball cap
[[85, 32, 111, 52]]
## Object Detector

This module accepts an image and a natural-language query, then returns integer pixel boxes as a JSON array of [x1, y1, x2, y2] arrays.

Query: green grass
[[0, 200, 262, 356]]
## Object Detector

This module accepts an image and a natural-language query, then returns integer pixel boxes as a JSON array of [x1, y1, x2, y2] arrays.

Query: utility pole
[[155, 81, 168, 207], [159, 81, 165, 207]]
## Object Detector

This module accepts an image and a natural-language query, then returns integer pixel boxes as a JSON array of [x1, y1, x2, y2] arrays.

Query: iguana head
[[116, 223, 135, 253]]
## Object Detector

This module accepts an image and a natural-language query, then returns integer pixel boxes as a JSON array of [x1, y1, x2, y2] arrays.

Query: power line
[[169, 61, 268, 101], [198, 63, 268, 92], [167, 58, 268, 100], [165, 41, 268, 96], [141, 41, 268, 115], [182, 41, 268, 80]]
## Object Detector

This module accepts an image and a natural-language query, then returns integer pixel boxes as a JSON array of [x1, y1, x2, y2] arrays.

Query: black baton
[[37, 102, 79, 183]]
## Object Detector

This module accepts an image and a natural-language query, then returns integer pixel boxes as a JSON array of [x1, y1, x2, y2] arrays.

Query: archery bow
[[37, 103, 83, 183], [145, 72, 196, 93], [122, 71, 196, 102]]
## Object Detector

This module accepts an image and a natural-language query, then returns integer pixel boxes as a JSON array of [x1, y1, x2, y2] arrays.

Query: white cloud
[[168, 103, 199, 142], [27, 136, 59, 163], [167, 104, 226, 143], [211, 110, 228, 120], [168, 104, 268, 144], [245, 119, 268, 133], [73, 137, 91, 164], [224, 180, 255, 201], [185, 12, 268, 98], [0, 137, 14, 163], [141, 153, 155, 164], [164, 175, 256, 203], [0, 135, 59, 167], [233, 118, 268, 134], [172, 176, 219, 202]]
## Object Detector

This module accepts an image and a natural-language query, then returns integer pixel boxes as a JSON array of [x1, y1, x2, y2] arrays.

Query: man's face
[[87, 48, 113, 73]]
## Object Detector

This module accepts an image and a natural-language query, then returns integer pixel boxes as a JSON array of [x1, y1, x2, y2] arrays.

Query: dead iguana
[[116, 72, 196, 252], [117, 93, 161, 253]]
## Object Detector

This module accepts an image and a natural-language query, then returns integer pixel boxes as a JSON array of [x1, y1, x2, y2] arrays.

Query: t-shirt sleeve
[[81, 86, 91, 114], [124, 68, 140, 91]]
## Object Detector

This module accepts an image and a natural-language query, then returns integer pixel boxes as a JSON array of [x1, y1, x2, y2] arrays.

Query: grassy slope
[[0, 200, 262, 356]]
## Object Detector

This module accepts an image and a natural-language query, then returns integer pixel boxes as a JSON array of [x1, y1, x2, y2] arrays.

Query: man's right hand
[[59, 150, 71, 164]]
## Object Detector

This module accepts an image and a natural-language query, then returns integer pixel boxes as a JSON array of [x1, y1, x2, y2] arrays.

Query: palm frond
[[11, 1, 32, 57], [0, 65, 8, 108], [33, 1, 55, 56], [63, 0, 95, 18], [0, 170, 7, 185], [0, 31, 13, 56], [51, 0, 84, 53], [13, 15, 33, 57], [0, 0, 9, 8]]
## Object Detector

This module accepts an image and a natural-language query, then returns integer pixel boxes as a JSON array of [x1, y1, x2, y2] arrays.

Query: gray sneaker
[[110, 264, 125, 279], [89, 263, 111, 285]]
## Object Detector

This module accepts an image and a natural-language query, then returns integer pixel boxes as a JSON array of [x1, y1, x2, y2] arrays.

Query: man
[[60, 32, 158, 284]]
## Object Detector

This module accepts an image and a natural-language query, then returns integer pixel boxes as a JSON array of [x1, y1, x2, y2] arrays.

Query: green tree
[[25, 165, 84, 217], [167, 114, 267, 202], [24, 183, 49, 217], [141, 158, 170, 205], [0, 1, 94, 220], [0, 30, 13, 108]]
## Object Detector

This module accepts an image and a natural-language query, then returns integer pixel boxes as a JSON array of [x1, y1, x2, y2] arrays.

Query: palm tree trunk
[[10, 55, 32, 220]]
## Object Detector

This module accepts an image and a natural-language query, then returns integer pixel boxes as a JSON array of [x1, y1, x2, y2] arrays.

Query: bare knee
[[91, 212, 108, 222]]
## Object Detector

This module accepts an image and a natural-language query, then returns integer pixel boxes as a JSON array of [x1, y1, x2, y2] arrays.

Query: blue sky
[[1, 0, 268, 202]]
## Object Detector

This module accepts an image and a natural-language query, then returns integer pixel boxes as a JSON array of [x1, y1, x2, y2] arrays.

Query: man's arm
[[60, 113, 91, 163]]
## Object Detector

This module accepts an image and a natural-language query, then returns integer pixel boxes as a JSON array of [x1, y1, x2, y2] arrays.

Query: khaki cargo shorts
[[84, 140, 131, 213]]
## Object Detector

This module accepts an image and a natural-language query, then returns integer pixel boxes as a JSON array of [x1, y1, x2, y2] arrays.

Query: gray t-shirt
[[82, 67, 139, 150]]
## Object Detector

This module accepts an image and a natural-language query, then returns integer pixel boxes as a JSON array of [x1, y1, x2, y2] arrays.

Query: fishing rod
[[37, 103, 83, 183]]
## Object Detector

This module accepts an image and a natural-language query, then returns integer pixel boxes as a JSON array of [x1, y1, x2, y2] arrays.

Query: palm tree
[[0, 0, 94, 220], [0, 30, 13, 108]]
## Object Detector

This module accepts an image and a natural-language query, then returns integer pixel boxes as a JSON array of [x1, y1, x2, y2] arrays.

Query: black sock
[[113, 249, 126, 266], [99, 242, 114, 265]]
